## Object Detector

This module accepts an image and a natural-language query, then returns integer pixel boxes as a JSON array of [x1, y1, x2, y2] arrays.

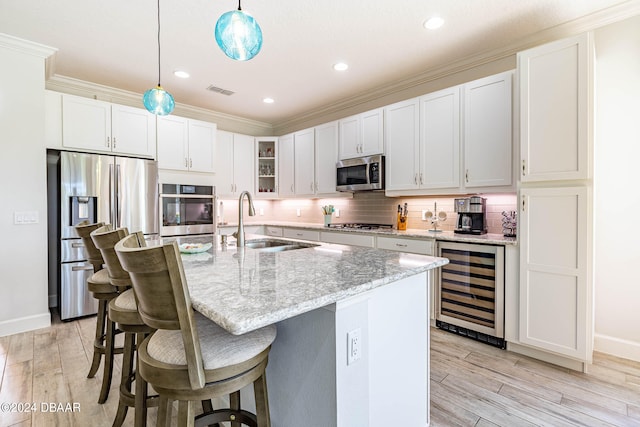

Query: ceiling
[[0, 0, 637, 129]]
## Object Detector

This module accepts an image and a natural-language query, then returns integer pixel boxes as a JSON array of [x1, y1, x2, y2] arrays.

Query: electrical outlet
[[347, 328, 362, 365], [422, 210, 428, 221], [296, 208, 301, 217], [259, 208, 264, 216], [335, 208, 340, 217]]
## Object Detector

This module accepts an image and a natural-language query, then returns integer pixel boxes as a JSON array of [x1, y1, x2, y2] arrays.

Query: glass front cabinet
[[256, 137, 278, 197]]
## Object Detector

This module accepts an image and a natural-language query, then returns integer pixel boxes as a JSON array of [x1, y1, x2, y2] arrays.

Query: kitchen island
[[175, 234, 448, 427]]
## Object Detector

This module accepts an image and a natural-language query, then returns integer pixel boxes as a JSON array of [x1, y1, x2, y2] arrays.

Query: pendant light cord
[[237, 0, 242, 11], [156, 0, 161, 86]]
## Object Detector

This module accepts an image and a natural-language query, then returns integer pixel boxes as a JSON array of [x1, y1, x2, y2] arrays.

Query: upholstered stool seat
[[75, 221, 123, 405], [116, 234, 276, 427]]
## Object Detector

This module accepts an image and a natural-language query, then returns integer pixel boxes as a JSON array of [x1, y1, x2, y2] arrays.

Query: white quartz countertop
[[220, 221, 518, 245], [169, 235, 448, 335]]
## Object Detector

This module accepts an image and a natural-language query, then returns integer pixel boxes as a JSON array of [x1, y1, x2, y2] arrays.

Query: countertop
[[219, 221, 518, 245], [170, 234, 448, 335]]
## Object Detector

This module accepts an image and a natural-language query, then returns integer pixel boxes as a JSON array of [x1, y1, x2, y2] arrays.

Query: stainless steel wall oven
[[436, 241, 505, 348], [160, 184, 216, 236]]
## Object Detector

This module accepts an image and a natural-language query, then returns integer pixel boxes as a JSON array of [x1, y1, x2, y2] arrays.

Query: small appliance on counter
[[454, 196, 487, 235]]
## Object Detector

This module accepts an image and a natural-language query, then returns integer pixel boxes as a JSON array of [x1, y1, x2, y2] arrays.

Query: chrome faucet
[[233, 191, 255, 247]]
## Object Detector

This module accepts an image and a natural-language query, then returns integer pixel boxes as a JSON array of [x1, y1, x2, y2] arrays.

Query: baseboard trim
[[0, 312, 51, 337], [594, 333, 640, 362], [506, 341, 586, 372]]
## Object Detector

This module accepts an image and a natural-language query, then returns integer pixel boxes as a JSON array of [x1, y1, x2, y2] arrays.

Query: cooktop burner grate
[[327, 223, 393, 230]]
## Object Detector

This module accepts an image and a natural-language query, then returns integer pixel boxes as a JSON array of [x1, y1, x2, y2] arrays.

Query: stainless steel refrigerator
[[53, 151, 159, 320]]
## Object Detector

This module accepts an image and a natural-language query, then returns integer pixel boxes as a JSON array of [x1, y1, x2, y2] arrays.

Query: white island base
[[238, 271, 429, 427]]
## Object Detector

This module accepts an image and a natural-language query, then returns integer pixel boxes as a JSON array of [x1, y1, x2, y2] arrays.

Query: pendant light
[[143, 0, 175, 115], [214, 0, 263, 61]]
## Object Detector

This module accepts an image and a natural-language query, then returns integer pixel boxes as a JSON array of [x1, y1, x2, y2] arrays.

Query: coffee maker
[[454, 196, 487, 234]]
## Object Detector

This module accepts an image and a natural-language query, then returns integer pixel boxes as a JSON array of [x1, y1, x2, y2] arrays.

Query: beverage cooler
[[435, 241, 505, 348]]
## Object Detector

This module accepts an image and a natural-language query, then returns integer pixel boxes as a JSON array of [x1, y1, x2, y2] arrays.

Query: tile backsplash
[[219, 192, 517, 235]]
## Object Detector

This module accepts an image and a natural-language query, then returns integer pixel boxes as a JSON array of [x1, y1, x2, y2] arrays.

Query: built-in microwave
[[160, 184, 216, 236], [336, 155, 385, 192]]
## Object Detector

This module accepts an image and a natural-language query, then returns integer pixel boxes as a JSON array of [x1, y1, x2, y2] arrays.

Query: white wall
[[594, 16, 640, 361], [0, 35, 55, 336]]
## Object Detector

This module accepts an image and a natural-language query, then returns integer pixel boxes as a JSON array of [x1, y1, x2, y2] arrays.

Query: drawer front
[[377, 236, 434, 255], [320, 232, 375, 248], [283, 228, 320, 241], [264, 226, 283, 237]]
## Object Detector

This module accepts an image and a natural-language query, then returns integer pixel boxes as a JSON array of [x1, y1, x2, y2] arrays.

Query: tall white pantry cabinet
[[517, 32, 594, 365]]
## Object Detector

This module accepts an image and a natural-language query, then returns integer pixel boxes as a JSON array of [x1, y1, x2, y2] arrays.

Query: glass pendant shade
[[143, 85, 175, 116], [215, 9, 263, 61]]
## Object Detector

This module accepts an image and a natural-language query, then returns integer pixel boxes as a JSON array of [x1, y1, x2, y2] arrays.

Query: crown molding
[[272, 0, 640, 135], [46, 74, 274, 136], [0, 33, 57, 58]]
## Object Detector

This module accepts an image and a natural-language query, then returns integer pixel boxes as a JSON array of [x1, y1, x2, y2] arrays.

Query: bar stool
[[90, 227, 158, 427], [75, 221, 122, 404], [115, 234, 276, 427]]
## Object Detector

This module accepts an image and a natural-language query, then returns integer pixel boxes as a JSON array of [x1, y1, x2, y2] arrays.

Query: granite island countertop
[[170, 235, 448, 335]]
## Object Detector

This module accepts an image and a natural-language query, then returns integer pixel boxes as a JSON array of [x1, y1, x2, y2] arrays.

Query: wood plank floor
[[1, 310, 640, 426]]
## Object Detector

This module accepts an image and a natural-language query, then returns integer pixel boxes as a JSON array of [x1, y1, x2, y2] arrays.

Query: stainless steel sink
[[243, 239, 318, 252]]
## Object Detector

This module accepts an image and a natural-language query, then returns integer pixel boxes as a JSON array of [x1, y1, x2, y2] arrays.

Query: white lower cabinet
[[283, 228, 320, 241], [320, 232, 375, 248], [376, 236, 434, 255], [377, 236, 436, 322], [519, 186, 592, 362], [264, 226, 283, 237]]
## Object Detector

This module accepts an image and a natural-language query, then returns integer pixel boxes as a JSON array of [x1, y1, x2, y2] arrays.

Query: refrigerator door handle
[[115, 164, 121, 228], [109, 163, 114, 226], [71, 265, 95, 272]]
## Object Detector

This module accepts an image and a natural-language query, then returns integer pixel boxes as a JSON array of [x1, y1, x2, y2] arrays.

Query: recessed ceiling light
[[333, 62, 348, 71], [263, 97, 274, 104], [174, 70, 190, 78], [423, 16, 444, 30]]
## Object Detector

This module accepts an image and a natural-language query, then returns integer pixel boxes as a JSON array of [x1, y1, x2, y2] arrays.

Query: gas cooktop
[[327, 223, 393, 231]]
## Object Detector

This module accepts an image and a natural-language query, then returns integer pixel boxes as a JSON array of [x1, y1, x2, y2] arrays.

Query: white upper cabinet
[[294, 128, 315, 197], [385, 72, 514, 196], [278, 133, 295, 197], [384, 98, 420, 191], [187, 119, 217, 173], [314, 121, 340, 195], [157, 115, 189, 170], [420, 86, 461, 190], [463, 71, 513, 188], [214, 131, 255, 197], [339, 107, 384, 159], [519, 33, 593, 182], [157, 116, 216, 173], [61, 93, 156, 158]]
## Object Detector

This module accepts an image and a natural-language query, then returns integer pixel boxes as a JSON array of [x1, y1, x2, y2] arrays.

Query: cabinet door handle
[[184, 158, 188, 168], [419, 173, 423, 185], [522, 159, 526, 176], [291, 184, 294, 193], [190, 158, 193, 168], [296, 233, 303, 237], [414, 174, 418, 185], [71, 242, 84, 248], [522, 198, 525, 212], [310, 182, 314, 192], [72, 265, 94, 272], [395, 243, 408, 248], [113, 137, 116, 149], [106, 136, 110, 148]]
